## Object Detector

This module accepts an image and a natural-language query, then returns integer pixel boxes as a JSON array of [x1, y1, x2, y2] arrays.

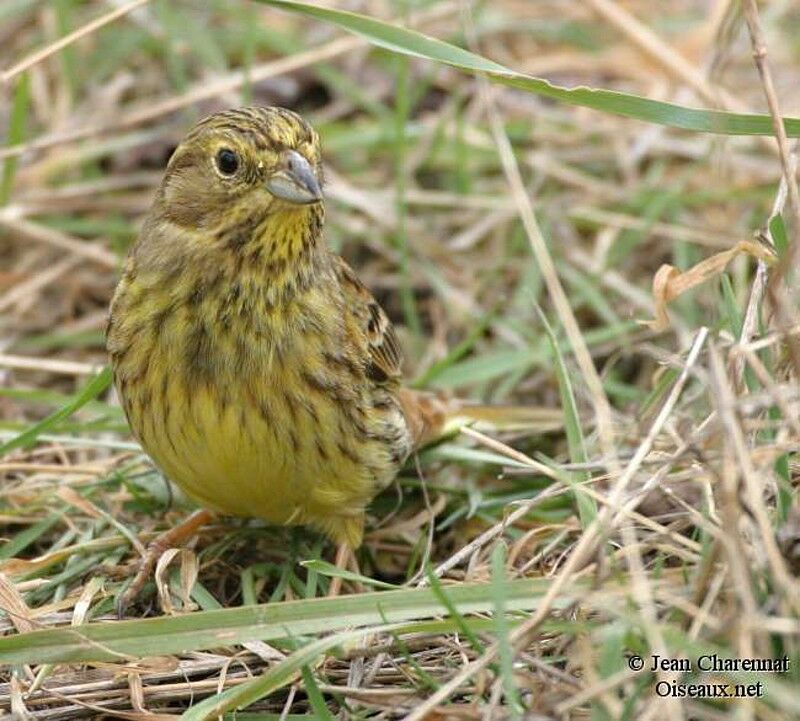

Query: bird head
[[156, 106, 324, 231]]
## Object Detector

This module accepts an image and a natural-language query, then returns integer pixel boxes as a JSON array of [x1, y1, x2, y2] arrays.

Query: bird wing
[[333, 255, 402, 383]]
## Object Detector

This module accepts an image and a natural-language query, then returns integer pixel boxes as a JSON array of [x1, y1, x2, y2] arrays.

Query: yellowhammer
[[108, 106, 557, 613]]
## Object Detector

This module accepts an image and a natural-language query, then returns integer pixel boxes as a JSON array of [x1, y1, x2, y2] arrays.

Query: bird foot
[[116, 508, 214, 618], [327, 542, 363, 597]]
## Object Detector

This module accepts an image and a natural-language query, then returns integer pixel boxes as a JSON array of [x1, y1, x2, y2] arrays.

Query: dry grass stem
[[2, 1, 799, 718]]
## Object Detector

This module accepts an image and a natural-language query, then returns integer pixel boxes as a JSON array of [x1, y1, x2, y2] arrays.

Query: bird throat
[[213, 201, 327, 301]]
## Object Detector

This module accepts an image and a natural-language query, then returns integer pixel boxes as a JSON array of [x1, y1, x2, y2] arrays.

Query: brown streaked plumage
[[107, 107, 560, 611], [108, 106, 441, 550]]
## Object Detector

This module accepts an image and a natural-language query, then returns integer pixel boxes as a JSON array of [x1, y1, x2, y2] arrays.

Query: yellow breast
[[108, 262, 409, 548]]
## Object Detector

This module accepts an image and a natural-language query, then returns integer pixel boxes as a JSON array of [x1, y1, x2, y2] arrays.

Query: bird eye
[[215, 148, 239, 176]]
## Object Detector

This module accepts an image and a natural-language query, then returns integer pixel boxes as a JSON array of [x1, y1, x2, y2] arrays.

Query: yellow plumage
[[108, 106, 561, 572], [108, 107, 412, 548]]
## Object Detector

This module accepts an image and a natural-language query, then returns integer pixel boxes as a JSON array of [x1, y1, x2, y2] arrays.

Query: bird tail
[[398, 388, 562, 450]]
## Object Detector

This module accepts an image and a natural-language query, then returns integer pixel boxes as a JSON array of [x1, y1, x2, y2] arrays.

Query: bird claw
[[114, 508, 214, 618], [115, 539, 168, 618]]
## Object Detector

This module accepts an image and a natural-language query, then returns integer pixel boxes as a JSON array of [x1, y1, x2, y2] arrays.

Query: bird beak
[[265, 150, 322, 205]]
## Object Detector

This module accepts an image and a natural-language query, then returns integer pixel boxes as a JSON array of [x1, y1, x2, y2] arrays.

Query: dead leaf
[[72, 576, 105, 626], [0, 572, 38, 633], [57, 486, 104, 519], [644, 239, 776, 331], [155, 548, 198, 614]]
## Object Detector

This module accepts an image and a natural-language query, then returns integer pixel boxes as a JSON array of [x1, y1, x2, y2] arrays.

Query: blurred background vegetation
[[1, 1, 800, 719]]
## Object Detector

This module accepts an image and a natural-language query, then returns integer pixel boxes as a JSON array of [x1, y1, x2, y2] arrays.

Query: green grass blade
[[222, 711, 317, 721], [0, 578, 560, 665], [412, 309, 497, 388], [491, 545, 522, 718], [180, 625, 370, 720], [537, 310, 595, 526], [424, 564, 485, 653], [183, 615, 526, 720], [300, 665, 335, 720], [720, 274, 742, 338], [0, 513, 62, 561], [0, 367, 113, 458], [257, 0, 800, 137], [770, 213, 789, 259], [299, 559, 399, 590], [1, 72, 30, 205]]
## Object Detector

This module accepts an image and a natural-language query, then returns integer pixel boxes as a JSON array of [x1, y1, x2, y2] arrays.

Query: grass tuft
[[1, 1, 799, 718]]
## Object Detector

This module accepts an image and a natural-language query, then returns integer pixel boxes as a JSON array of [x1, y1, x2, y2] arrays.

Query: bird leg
[[116, 508, 215, 617], [328, 542, 354, 597]]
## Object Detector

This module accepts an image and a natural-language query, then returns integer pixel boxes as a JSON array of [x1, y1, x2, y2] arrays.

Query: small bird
[[108, 107, 557, 612]]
